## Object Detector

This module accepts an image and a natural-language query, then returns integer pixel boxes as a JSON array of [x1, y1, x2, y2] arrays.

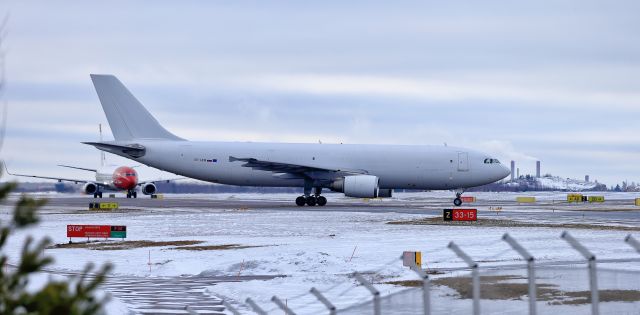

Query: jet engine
[[141, 183, 157, 195], [83, 182, 98, 195], [330, 175, 379, 198]]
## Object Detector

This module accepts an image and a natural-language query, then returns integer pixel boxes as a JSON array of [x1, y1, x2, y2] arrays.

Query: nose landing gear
[[453, 190, 464, 206], [126, 190, 138, 198]]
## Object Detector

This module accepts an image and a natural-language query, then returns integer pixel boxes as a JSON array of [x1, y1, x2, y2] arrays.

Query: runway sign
[[443, 209, 477, 221], [588, 196, 605, 203], [567, 194, 583, 203], [516, 197, 536, 203], [402, 251, 422, 268], [636, 198, 640, 206], [461, 196, 476, 203], [89, 202, 119, 210], [67, 225, 127, 239], [151, 194, 164, 199]]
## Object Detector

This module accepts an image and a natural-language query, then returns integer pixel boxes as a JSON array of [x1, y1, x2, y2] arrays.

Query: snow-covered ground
[[2, 191, 640, 314]]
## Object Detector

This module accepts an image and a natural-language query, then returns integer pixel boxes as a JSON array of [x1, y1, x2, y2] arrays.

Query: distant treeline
[[7, 180, 611, 194]]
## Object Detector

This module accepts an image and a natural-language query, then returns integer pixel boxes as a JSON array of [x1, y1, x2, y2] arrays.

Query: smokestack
[[536, 161, 541, 178], [585, 175, 590, 182], [517, 168, 520, 179], [510, 160, 515, 181]]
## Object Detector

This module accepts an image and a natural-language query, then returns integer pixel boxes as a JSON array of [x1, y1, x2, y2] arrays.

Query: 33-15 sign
[[443, 209, 477, 221]]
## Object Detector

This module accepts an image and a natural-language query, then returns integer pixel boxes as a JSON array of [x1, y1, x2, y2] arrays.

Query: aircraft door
[[457, 152, 469, 172]]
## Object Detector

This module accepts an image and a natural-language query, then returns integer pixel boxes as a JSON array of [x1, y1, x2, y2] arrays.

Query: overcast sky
[[1, 0, 639, 186]]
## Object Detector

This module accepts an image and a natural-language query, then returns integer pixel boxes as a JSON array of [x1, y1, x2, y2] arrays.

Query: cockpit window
[[484, 158, 501, 164]]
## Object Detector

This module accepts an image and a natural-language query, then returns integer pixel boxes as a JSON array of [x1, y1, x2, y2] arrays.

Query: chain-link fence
[[221, 232, 640, 315]]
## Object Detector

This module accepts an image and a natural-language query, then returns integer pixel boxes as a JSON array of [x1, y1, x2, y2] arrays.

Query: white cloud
[[246, 74, 640, 109]]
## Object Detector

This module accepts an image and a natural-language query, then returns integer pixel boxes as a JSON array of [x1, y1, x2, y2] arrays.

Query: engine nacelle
[[378, 189, 393, 198], [141, 183, 157, 195], [330, 175, 379, 198], [83, 182, 98, 195]]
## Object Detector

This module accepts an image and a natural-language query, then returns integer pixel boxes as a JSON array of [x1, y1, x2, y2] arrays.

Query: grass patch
[[172, 244, 263, 251], [387, 217, 640, 231], [387, 275, 640, 305], [50, 240, 203, 250]]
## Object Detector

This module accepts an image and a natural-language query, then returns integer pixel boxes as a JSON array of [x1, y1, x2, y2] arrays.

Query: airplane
[[83, 74, 510, 206], [5, 123, 178, 198], [3, 163, 164, 198]]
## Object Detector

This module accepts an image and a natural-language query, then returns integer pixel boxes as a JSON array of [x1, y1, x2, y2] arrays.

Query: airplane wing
[[4, 164, 99, 185], [57, 164, 97, 172], [136, 177, 185, 186], [228, 156, 367, 180]]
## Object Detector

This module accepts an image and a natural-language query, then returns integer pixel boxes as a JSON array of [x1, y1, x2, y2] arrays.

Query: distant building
[[517, 168, 520, 179], [536, 161, 541, 178], [510, 161, 515, 181], [585, 175, 590, 182]]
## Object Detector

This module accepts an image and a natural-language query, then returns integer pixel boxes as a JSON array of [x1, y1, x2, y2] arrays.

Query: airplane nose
[[500, 164, 511, 179]]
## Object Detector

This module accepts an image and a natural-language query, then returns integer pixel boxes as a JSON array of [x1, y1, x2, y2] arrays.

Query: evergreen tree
[[1, 162, 112, 314]]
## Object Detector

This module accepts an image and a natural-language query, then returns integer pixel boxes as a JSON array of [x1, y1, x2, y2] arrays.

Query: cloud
[[246, 73, 640, 109], [474, 140, 538, 163]]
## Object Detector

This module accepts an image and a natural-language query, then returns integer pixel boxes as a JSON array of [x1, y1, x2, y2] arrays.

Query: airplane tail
[[90, 74, 183, 141]]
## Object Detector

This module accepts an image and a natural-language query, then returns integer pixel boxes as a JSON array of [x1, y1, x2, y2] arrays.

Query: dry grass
[[50, 240, 203, 250], [387, 217, 640, 231], [50, 240, 264, 251], [172, 244, 263, 251], [387, 275, 640, 305]]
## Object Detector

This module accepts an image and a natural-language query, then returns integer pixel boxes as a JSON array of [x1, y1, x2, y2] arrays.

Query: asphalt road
[[32, 194, 640, 226]]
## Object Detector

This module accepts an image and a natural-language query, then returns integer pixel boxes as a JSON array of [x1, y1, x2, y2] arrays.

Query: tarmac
[[37, 194, 640, 226]]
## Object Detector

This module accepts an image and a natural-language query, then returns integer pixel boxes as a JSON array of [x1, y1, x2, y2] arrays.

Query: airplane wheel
[[99, 192, 103, 198], [317, 196, 327, 206], [453, 198, 462, 206], [126, 193, 131, 199], [133, 192, 137, 198], [295, 196, 306, 206], [306, 196, 317, 206], [93, 193, 97, 198]]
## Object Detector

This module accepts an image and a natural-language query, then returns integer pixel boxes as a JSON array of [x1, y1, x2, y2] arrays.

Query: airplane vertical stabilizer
[[90, 74, 183, 141]]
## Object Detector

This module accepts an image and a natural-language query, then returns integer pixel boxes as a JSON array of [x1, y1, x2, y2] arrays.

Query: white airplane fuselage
[[123, 140, 509, 190], [85, 74, 511, 205]]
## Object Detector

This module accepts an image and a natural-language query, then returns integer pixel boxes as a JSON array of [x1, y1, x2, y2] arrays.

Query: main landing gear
[[92, 191, 103, 198], [296, 186, 327, 207], [126, 190, 138, 198]]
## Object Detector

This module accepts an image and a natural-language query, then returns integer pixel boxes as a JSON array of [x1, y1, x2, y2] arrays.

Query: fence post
[[354, 272, 381, 315], [448, 241, 480, 315], [310, 287, 337, 315], [411, 266, 431, 315], [625, 234, 640, 254], [245, 298, 268, 315], [561, 231, 599, 315], [222, 300, 241, 315], [272, 295, 296, 315], [503, 233, 536, 315]]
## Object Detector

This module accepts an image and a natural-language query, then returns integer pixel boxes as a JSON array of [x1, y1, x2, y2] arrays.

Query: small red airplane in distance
[[4, 124, 176, 198], [5, 163, 171, 198]]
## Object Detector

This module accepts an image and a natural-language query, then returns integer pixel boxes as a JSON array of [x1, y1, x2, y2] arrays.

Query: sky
[[1, 0, 639, 186]]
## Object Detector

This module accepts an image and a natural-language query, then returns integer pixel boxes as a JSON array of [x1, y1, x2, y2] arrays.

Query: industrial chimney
[[510, 160, 515, 181]]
